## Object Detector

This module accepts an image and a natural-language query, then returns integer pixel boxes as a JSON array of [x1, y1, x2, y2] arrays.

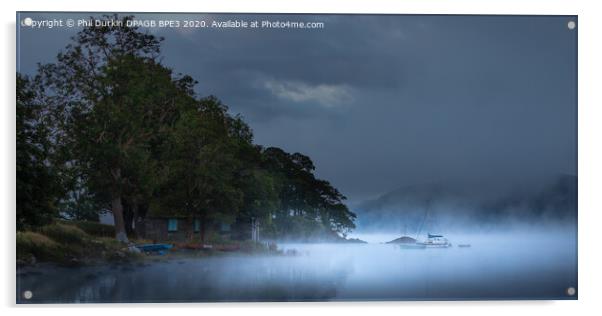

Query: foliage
[[39, 222, 88, 245], [16, 75, 64, 230], [17, 222, 141, 265], [70, 220, 115, 238], [16, 231, 60, 261], [156, 96, 246, 242], [36, 15, 195, 242], [59, 180, 107, 221], [18, 14, 357, 242], [261, 147, 357, 238]]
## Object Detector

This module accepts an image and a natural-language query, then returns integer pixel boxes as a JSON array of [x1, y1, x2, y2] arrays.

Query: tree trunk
[[200, 214, 206, 245], [110, 168, 129, 243], [135, 203, 148, 239], [123, 199, 134, 236], [111, 194, 129, 243], [132, 203, 140, 239]]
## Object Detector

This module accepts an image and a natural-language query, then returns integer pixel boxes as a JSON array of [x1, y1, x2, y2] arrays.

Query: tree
[[16, 74, 63, 229], [260, 147, 356, 239], [37, 15, 193, 242], [158, 96, 246, 243], [58, 176, 107, 221], [29, 14, 357, 242]]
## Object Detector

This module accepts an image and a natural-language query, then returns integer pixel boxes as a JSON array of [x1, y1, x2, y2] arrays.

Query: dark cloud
[[17, 13, 577, 203]]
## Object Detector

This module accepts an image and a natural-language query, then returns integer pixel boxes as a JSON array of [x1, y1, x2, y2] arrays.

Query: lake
[[16, 230, 577, 303]]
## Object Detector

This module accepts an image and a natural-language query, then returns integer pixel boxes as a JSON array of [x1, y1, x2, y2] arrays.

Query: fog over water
[[18, 227, 576, 302]]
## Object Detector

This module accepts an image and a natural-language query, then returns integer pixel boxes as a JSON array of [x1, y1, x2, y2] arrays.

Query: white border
[[2, 1, 602, 315]]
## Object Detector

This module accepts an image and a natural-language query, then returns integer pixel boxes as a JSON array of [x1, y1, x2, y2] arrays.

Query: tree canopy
[[16, 15, 356, 242], [16, 75, 63, 230]]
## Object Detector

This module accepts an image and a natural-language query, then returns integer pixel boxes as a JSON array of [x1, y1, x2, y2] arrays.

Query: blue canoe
[[135, 244, 173, 253]]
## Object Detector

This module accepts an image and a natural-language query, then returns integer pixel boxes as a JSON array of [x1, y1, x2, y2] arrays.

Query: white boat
[[417, 233, 452, 248]]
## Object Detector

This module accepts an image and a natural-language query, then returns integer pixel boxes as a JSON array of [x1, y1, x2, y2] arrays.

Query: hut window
[[167, 218, 178, 232], [194, 219, 200, 233], [220, 223, 231, 232]]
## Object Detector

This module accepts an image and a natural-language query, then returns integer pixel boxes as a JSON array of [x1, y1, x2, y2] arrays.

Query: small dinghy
[[135, 243, 173, 255]]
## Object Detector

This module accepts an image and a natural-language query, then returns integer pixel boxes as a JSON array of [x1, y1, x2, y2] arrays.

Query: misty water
[[17, 229, 577, 303]]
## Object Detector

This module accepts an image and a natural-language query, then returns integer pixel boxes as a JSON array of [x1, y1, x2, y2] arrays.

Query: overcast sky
[[17, 13, 577, 204]]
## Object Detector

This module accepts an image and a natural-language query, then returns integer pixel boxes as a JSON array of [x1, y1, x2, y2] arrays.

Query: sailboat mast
[[416, 205, 430, 239]]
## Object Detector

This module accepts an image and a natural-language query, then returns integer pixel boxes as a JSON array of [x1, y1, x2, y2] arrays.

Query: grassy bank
[[17, 221, 143, 266], [17, 221, 281, 267]]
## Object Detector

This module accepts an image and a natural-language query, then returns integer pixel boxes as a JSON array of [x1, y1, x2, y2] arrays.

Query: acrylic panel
[[16, 12, 578, 303]]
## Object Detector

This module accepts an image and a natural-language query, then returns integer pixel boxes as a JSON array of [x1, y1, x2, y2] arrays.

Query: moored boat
[[417, 234, 452, 248]]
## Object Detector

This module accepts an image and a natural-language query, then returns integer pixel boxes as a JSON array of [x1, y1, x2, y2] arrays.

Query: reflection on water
[[16, 231, 577, 303]]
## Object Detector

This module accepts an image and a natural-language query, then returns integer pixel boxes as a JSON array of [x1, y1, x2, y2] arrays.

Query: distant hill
[[353, 174, 577, 232]]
